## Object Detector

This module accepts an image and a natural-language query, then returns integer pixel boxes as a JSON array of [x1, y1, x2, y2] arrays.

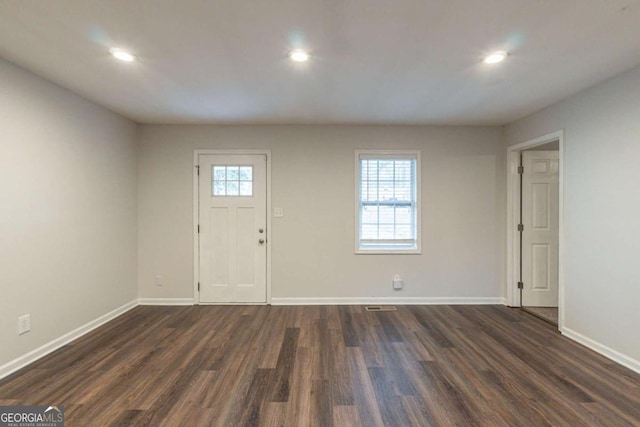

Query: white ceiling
[[1, 0, 639, 125]]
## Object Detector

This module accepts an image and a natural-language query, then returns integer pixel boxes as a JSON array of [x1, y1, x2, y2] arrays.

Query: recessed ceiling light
[[110, 48, 136, 62], [289, 49, 310, 62], [483, 51, 508, 64]]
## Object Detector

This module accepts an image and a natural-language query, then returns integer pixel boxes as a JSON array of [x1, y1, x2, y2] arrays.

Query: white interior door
[[522, 151, 559, 307], [198, 154, 267, 303]]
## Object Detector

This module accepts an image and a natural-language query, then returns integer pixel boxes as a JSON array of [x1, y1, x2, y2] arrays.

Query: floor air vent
[[365, 306, 398, 312]]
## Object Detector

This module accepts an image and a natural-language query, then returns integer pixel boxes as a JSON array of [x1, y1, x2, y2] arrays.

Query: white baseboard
[[270, 297, 506, 305], [138, 298, 194, 306], [561, 327, 640, 375], [198, 302, 266, 306], [0, 299, 138, 380]]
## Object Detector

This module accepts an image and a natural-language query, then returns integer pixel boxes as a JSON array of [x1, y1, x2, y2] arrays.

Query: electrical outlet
[[18, 314, 30, 335], [155, 274, 163, 286], [273, 207, 284, 218], [393, 275, 404, 290]]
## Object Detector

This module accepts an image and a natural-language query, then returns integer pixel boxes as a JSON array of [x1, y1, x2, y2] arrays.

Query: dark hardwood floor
[[522, 306, 559, 326], [1, 305, 639, 426]]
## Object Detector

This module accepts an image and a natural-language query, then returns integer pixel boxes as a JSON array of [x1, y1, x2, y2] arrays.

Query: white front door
[[198, 154, 267, 303], [522, 151, 559, 307]]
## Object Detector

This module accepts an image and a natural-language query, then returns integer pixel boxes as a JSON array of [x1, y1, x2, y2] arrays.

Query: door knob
[[259, 239, 265, 244]]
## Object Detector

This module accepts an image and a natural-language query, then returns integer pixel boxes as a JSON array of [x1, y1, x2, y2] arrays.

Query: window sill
[[355, 249, 422, 255]]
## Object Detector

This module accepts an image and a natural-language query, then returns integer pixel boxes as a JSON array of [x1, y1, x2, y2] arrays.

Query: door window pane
[[226, 166, 239, 180], [212, 165, 253, 197], [239, 166, 252, 181], [239, 182, 253, 196], [213, 181, 226, 196], [213, 166, 226, 180]]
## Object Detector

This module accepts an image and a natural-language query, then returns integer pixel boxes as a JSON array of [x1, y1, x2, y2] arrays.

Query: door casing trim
[[506, 130, 564, 330], [193, 149, 272, 305]]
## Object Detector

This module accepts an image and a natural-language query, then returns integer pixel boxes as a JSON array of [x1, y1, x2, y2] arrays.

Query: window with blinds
[[355, 151, 421, 253]]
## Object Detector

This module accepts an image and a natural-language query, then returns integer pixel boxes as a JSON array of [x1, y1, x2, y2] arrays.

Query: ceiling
[[1, 0, 639, 126]]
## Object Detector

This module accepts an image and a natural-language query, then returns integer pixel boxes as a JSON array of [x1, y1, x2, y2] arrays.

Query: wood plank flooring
[[522, 306, 559, 325], [1, 305, 639, 426]]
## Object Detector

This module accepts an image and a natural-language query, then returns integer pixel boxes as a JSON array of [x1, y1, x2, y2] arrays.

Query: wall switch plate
[[155, 275, 163, 286], [273, 207, 284, 218], [18, 314, 30, 335]]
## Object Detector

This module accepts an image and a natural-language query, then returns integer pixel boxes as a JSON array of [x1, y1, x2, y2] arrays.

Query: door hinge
[[197, 282, 200, 291], [517, 224, 524, 232], [517, 166, 524, 174], [197, 224, 200, 233], [517, 281, 524, 289], [196, 165, 200, 175]]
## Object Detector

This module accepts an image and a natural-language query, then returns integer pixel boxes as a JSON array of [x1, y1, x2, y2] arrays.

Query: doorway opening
[[506, 131, 564, 329]]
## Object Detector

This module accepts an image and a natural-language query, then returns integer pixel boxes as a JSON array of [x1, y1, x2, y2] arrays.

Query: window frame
[[354, 150, 422, 255], [211, 164, 254, 197]]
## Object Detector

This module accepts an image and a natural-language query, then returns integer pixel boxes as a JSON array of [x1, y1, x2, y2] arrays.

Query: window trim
[[354, 150, 422, 255]]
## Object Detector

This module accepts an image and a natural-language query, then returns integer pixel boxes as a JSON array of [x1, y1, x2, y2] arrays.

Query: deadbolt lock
[[258, 228, 264, 233]]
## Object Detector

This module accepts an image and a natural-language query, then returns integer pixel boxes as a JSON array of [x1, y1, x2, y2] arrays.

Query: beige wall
[[505, 65, 640, 365], [138, 125, 505, 302], [0, 59, 138, 367]]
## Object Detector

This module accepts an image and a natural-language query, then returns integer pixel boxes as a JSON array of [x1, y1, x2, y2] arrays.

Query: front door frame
[[193, 149, 272, 305], [506, 130, 565, 329]]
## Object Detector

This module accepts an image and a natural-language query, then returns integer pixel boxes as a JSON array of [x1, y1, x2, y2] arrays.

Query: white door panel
[[236, 207, 256, 286], [199, 154, 267, 303], [532, 244, 550, 290], [522, 151, 559, 307], [210, 207, 229, 286], [532, 183, 550, 229]]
